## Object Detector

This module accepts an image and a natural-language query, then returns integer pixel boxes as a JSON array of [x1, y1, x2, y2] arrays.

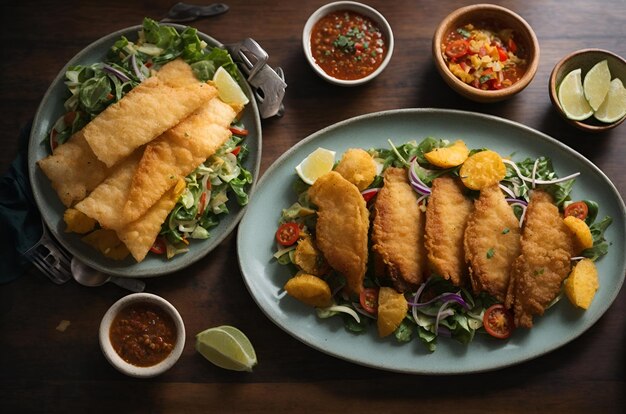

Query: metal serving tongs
[[225, 38, 287, 119]]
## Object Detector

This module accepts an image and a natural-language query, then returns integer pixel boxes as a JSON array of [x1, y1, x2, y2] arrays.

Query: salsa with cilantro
[[310, 10, 387, 80]]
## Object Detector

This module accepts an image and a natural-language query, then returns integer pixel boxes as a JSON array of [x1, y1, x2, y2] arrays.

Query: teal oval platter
[[236, 108, 625, 374]]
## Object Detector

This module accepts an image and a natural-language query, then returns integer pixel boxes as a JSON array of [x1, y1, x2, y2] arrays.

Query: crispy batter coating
[[333, 148, 378, 191], [464, 184, 521, 302], [505, 190, 575, 328], [116, 179, 186, 262], [37, 130, 111, 207], [74, 150, 143, 230], [308, 171, 369, 296], [372, 167, 427, 292], [83, 59, 217, 167], [123, 97, 236, 222], [425, 176, 473, 285]]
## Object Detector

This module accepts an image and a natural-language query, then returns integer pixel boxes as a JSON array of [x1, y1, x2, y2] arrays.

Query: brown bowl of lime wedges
[[550, 49, 626, 132]]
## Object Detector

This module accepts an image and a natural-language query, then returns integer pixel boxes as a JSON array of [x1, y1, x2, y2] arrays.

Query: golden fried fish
[[122, 97, 237, 222], [372, 167, 427, 292], [425, 176, 473, 285], [505, 190, 575, 328], [464, 184, 521, 301], [83, 59, 217, 167], [308, 171, 369, 296], [73, 150, 143, 230], [37, 130, 111, 207], [117, 179, 186, 262]]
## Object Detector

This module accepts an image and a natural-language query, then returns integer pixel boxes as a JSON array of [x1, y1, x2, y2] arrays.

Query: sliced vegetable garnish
[[483, 304, 514, 339], [359, 288, 380, 314], [275, 222, 300, 246], [564, 201, 589, 220]]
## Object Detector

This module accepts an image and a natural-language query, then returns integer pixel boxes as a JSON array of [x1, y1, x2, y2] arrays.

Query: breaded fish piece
[[308, 171, 369, 296], [372, 167, 427, 292], [83, 59, 217, 167], [74, 150, 143, 230], [464, 184, 521, 301], [122, 97, 237, 222], [37, 130, 111, 207], [334, 148, 378, 191], [505, 190, 575, 328], [425, 176, 473, 285], [117, 179, 185, 262]]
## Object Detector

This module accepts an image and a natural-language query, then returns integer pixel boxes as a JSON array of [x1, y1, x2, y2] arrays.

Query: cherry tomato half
[[275, 222, 300, 246], [564, 201, 588, 221], [483, 304, 514, 339], [445, 39, 469, 59], [150, 236, 167, 255], [359, 288, 380, 314], [229, 126, 249, 136]]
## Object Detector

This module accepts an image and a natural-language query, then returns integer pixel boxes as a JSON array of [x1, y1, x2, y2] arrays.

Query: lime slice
[[295, 147, 336, 185], [213, 66, 250, 106], [558, 68, 593, 121], [583, 59, 611, 111], [195, 325, 257, 372], [594, 78, 626, 123]]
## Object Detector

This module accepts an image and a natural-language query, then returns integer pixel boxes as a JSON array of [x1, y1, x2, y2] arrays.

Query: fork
[[22, 219, 72, 284]]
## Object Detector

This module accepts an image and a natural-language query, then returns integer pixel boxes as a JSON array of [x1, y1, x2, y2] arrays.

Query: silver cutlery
[[22, 218, 72, 284], [71, 257, 146, 292]]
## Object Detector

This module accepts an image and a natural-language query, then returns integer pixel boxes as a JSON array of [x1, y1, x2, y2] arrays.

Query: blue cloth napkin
[[0, 123, 44, 284]]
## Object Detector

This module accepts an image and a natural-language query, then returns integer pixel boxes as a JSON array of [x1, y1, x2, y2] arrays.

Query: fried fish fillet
[[505, 190, 575, 328], [83, 59, 217, 167], [372, 167, 427, 292], [74, 150, 143, 230], [425, 176, 473, 285], [308, 171, 369, 296], [37, 130, 111, 207], [117, 179, 185, 262], [334, 148, 378, 191], [122, 97, 237, 223], [464, 184, 521, 302]]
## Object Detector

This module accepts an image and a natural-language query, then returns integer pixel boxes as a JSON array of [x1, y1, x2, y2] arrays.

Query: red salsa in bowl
[[109, 302, 177, 367], [310, 10, 387, 81], [99, 293, 185, 378]]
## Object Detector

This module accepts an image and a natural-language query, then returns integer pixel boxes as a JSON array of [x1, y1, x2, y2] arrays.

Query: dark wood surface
[[1, 0, 624, 412]]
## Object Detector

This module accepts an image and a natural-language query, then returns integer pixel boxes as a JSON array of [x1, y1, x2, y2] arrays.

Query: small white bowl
[[302, 1, 394, 86], [99, 293, 185, 378]]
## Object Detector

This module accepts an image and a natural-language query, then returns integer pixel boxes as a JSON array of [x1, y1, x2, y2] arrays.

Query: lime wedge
[[594, 78, 626, 123], [213, 66, 250, 106], [196, 325, 257, 372], [583, 60, 611, 111], [295, 147, 336, 185], [558, 68, 594, 121]]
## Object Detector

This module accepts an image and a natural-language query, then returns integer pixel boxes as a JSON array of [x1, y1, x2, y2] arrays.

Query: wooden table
[[1, 0, 624, 412]]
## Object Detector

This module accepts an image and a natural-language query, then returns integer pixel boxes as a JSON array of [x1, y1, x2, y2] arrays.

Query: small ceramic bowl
[[549, 49, 626, 132], [99, 293, 185, 378], [432, 3, 539, 103], [302, 1, 394, 86]]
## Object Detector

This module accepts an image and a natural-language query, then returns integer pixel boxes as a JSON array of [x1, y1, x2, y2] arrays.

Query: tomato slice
[[275, 222, 300, 246], [445, 39, 469, 59], [229, 126, 249, 136], [150, 236, 167, 255], [359, 288, 379, 314], [496, 46, 508, 62], [483, 304, 514, 339], [231, 146, 241, 156], [564, 201, 588, 220], [507, 38, 518, 54]]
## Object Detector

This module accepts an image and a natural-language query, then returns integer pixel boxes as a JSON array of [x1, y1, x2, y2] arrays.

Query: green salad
[[273, 137, 612, 352], [47, 18, 252, 259]]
